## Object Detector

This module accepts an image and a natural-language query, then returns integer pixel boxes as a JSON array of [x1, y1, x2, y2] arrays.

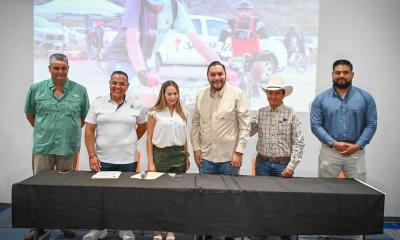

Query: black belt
[[153, 145, 184, 151]]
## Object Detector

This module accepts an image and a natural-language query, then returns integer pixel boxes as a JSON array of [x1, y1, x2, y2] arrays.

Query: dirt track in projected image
[[34, 58, 316, 112]]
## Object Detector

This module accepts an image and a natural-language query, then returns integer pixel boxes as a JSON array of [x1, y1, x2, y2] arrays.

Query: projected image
[[34, 0, 319, 112]]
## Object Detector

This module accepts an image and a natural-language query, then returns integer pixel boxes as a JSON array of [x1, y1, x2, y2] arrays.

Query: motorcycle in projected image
[[293, 47, 308, 73]]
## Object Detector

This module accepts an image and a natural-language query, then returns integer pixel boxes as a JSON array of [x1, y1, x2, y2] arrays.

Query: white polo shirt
[[148, 107, 187, 148], [85, 95, 146, 164]]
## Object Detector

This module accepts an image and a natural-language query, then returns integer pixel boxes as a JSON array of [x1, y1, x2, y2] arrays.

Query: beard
[[333, 79, 352, 89], [209, 79, 225, 91]]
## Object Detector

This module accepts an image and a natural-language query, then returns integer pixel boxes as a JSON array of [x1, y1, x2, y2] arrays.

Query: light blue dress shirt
[[310, 86, 377, 148]]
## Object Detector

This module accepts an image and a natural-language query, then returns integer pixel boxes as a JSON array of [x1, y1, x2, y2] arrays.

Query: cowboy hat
[[260, 75, 293, 97]]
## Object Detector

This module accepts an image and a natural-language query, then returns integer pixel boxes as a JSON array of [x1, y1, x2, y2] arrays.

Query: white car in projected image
[[34, 16, 64, 56], [155, 15, 287, 76]]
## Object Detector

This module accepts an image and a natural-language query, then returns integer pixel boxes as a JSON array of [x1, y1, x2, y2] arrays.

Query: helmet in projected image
[[147, 0, 166, 6], [236, 0, 254, 9]]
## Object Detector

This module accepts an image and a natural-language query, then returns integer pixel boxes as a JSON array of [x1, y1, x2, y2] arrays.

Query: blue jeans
[[255, 155, 289, 177], [255, 154, 291, 240], [100, 162, 137, 172], [199, 159, 238, 176]]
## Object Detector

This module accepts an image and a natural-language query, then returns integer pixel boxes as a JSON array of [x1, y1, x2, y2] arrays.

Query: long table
[[12, 170, 384, 236]]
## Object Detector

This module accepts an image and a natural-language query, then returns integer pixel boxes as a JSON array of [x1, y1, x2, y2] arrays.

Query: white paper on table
[[91, 171, 121, 179], [130, 171, 164, 180]]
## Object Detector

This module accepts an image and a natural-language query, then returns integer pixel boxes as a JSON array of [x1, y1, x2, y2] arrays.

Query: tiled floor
[[385, 228, 400, 239]]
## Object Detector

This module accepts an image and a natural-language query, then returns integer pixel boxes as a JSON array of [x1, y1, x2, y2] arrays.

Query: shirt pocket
[[351, 106, 364, 118], [218, 98, 236, 119], [278, 120, 290, 137], [66, 97, 81, 117], [198, 97, 212, 121], [35, 98, 51, 115]]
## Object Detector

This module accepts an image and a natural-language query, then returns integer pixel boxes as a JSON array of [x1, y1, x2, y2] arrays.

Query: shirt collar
[[332, 85, 353, 99], [209, 83, 226, 98], [48, 78, 70, 90], [163, 106, 176, 114], [268, 103, 284, 112], [107, 94, 127, 104]]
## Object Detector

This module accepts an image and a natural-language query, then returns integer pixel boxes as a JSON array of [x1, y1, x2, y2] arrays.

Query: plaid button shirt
[[250, 104, 305, 170]]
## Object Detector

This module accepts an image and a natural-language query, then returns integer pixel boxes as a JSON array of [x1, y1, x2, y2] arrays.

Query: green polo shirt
[[24, 78, 90, 156]]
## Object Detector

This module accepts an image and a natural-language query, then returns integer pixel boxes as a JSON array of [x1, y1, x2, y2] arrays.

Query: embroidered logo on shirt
[[73, 94, 80, 98]]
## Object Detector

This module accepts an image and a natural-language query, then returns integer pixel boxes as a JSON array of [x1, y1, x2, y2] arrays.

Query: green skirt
[[153, 145, 185, 173]]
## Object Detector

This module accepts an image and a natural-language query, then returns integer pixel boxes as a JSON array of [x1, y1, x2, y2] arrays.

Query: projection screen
[[34, 0, 319, 112]]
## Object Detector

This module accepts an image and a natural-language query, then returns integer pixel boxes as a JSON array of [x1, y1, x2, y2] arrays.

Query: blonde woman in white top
[[146, 80, 189, 240]]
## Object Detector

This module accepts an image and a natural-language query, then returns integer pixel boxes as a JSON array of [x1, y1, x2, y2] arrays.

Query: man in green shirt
[[24, 53, 89, 240]]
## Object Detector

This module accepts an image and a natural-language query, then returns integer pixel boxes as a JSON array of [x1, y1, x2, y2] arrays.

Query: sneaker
[[82, 229, 108, 240], [24, 229, 48, 240], [119, 230, 136, 240], [153, 231, 163, 240], [352, 235, 364, 240], [316, 236, 330, 240], [166, 232, 175, 240]]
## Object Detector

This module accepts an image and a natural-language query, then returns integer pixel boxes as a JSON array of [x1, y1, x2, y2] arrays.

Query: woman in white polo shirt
[[83, 70, 147, 240], [146, 80, 189, 240]]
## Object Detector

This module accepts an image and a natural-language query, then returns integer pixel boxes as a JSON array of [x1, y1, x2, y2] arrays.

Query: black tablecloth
[[12, 170, 384, 235]]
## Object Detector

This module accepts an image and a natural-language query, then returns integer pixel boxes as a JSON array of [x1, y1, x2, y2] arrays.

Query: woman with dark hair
[[146, 80, 190, 240]]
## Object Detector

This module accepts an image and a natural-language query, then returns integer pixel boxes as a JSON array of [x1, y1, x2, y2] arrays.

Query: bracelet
[[89, 155, 97, 160]]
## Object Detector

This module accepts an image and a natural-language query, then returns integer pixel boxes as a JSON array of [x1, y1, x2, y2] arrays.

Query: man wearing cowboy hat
[[250, 75, 304, 240], [250, 75, 304, 179]]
